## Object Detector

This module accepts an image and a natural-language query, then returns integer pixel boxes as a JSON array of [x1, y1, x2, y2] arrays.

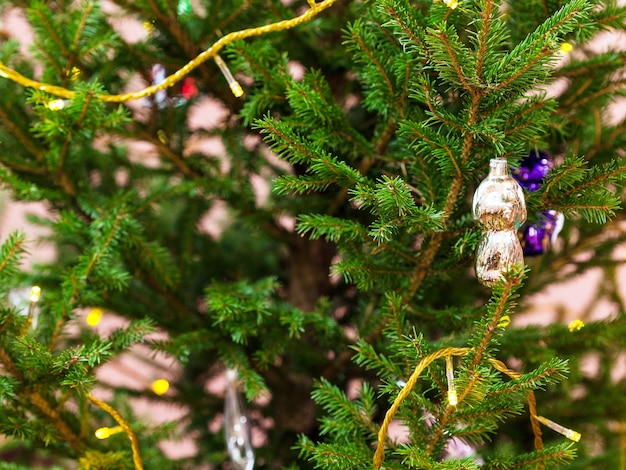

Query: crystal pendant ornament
[[473, 158, 527, 287], [224, 369, 255, 470]]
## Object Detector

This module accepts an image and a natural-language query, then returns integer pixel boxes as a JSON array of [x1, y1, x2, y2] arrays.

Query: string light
[[568, 319, 585, 332], [0, 0, 338, 103], [560, 42, 574, 53], [29, 286, 41, 302], [156, 129, 168, 144], [23, 286, 41, 334], [445, 355, 458, 407], [214, 55, 244, 98], [151, 379, 170, 396], [143, 21, 155, 35], [535, 415, 581, 442], [86, 308, 103, 327], [46, 99, 67, 111], [444, 0, 460, 9], [87, 394, 143, 470], [95, 425, 124, 439], [66, 66, 81, 81]]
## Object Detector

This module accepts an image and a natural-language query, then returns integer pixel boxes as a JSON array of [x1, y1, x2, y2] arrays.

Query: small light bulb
[[214, 55, 244, 98], [497, 315, 511, 328], [95, 426, 123, 440], [151, 379, 170, 396], [568, 319, 584, 332], [229, 82, 244, 98], [29, 286, 41, 302], [143, 21, 155, 35], [157, 129, 168, 144], [46, 99, 66, 111], [444, 0, 459, 9], [447, 388, 458, 407], [560, 42, 574, 53], [536, 415, 581, 442], [86, 308, 103, 327], [66, 66, 81, 81], [445, 356, 458, 407]]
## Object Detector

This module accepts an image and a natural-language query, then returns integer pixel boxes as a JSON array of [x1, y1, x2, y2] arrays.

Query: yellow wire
[[87, 393, 143, 470], [373, 347, 471, 470], [0, 0, 338, 103]]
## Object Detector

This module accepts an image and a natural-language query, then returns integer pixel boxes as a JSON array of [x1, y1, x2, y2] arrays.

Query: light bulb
[[95, 425, 123, 440], [86, 308, 103, 327], [215, 55, 244, 98], [445, 356, 458, 407], [536, 415, 581, 442], [151, 379, 170, 396]]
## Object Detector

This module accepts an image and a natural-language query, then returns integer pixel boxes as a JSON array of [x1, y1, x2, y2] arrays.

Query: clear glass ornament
[[224, 369, 255, 470], [473, 158, 527, 287]]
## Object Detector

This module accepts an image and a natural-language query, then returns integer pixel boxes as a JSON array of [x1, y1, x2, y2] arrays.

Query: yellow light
[[560, 42, 574, 53], [568, 319, 585, 332], [66, 66, 81, 81], [497, 315, 511, 328], [445, 355, 457, 407], [95, 425, 123, 440], [157, 129, 168, 144], [86, 308, 103, 327], [151, 379, 170, 396], [229, 82, 244, 98], [536, 415, 581, 442], [214, 55, 244, 98], [46, 99, 66, 111], [447, 389, 458, 407], [29, 286, 41, 302], [143, 21, 155, 35], [444, 0, 459, 9]]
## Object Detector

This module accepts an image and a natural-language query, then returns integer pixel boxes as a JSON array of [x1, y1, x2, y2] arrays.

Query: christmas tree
[[0, 0, 626, 468]]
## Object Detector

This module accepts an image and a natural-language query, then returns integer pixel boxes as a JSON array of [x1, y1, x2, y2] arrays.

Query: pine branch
[[0, 232, 27, 279]]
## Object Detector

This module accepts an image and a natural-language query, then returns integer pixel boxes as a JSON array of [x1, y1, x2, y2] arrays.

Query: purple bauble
[[512, 150, 553, 192], [521, 210, 564, 256]]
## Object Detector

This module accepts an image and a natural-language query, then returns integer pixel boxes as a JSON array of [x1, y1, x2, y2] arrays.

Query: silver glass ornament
[[474, 230, 524, 287], [224, 369, 255, 470], [473, 158, 526, 230], [473, 158, 527, 287]]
